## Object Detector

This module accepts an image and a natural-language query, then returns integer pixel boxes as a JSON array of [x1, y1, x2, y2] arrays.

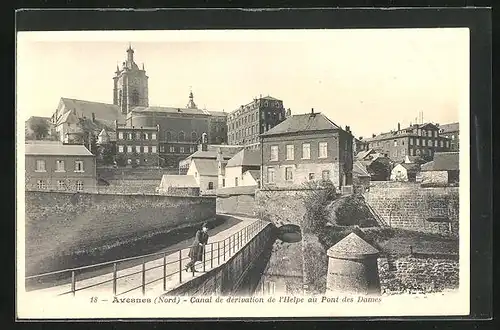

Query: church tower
[[113, 44, 149, 114], [186, 88, 198, 109]]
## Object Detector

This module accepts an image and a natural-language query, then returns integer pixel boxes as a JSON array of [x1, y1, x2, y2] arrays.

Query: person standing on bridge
[[185, 223, 209, 273]]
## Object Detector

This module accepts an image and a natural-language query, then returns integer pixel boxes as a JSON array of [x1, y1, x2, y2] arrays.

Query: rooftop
[[59, 98, 124, 125], [158, 175, 199, 189], [327, 232, 379, 259], [439, 122, 459, 134], [244, 169, 261, 181], [25, 143, 93, 156], [421, 152, 459, 171], [226, 149, 261, 167], [191, 158, 218, 176], [364, 122, 441, 142], [261, 112, 343, 137], [353, 161, 370, 177]]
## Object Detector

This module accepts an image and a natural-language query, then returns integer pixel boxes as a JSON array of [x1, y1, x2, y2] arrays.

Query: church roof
[[131, 106, 208, 116], [59, 98, 124, 125], [261, 112, 342, 137]]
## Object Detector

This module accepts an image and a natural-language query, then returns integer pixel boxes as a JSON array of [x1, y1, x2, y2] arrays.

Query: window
[[160, 145, 165, 153], [151, 146, 157, 153], [170, 146, 175, 153], [136, 132, 141, 140], [446, 141, 450, 148], [261, 112, 265, 119], [286, 145, 294, 160], [178, 131, 185, 142], [180, 147, 185, 153], [165, 131, 171, 141], [322, 170, 330, 181], [127, 146, 132, 153], [135, 159, 140, 165], [131, 90, 139, 104], [128, 133, 133, 140], [35, 160, 46, 172], [127, 159, 132, 165], [267, 167, 275, 183], [208, 182, 214, 190], [191, 132, 198, 142], [270, 146, 278, 161], [190, 147, 195, 153], [440, 140, 444, 147], [285, 167, 293, 181], [135, 146, 141, 153], [410, 138, 413, 145], [235, 177, 239, 187], [434, 140, 438, 147], [422, 139, 426, 147], [416, 139, 420, 146], [57, 180, 66, 190], [308, 173, 315, 180], [301, 143, 311, 159], [410, 149, 414, 156], [118, 145, 124, 153], [56, 160, 65, 172], [76, 180, 84, 191], [118, 132, 124, 139], [319, 142, 328, 158], [195, 172, 198, 178], [433, 131, 437, 137], [74, 161, 84, 172], [144, 146, 149, 153], [451, 135, 455, 140], [36, 180, 46, 189], [222, 179, 225, 187], [152, 133, 156, 140], [394, 140, 397, 147], [402, 149, 406, 156]]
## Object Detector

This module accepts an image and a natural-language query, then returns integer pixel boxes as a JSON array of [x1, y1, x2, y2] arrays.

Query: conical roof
[[327, 232, 379, 259]]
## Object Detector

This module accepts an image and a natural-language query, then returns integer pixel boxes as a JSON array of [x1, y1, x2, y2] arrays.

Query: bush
[[301, 180, 340, 234]]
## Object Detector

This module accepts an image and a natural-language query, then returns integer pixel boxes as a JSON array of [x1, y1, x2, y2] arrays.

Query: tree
[[29, 118, 50, 140]]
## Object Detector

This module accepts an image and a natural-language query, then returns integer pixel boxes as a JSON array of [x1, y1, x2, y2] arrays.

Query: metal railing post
[[223, 239, 226, 261], [141, 261, 146, 295], [228, 237, 232, 256], [178, 250, 182, 284], [218, 241, 221, 265], [112, 263, 117, 295], [203, 245, 206, 272], [210, 243, 214, 269], [71, 271, 76, 296]]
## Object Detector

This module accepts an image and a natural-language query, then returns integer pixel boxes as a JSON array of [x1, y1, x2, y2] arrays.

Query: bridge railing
[[25, 220, 269, 297]]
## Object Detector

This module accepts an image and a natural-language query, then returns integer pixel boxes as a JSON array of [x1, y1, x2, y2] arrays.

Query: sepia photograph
[[16, 27, 470, 319]]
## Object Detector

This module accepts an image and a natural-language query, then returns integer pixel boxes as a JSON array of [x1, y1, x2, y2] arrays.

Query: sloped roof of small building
[[326, 233, 379, 259], [260, 112, 342, 137], [25, 143, 93, 156], [400, 162, 421, 173], [226, 149, 261, 167], [353, 161, 370, 177], [59, 98, 124, 125], [192, 158, 218, 176], [355, 149, 375, 161], [421, 152, 459, 171], [159, 175, 199, 189]]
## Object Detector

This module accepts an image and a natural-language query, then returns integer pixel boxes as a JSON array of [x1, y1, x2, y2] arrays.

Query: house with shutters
[[260, 108, 353, 189]]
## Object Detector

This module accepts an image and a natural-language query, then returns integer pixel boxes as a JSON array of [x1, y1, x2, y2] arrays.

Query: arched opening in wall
[[191, 131, 198, 142], [118, 90, 123, 107], [208, 182, 214, 190], [165, 131, 171, 141], [178, 131, 185, 142], [276, 224, 302, 243], [131, 90, 140, 105]]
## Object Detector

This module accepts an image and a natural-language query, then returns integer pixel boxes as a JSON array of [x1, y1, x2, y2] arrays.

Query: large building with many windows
[[260, 109, 353, 189], [227, 95, 291, 148], [25, 141, 97, 192], [114, 122, 160, 167], [438, 122, 459, 151], [363, 123, 452, 163]]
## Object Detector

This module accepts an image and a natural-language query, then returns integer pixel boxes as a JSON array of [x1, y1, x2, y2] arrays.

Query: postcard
[[16, 27, 470, 319]]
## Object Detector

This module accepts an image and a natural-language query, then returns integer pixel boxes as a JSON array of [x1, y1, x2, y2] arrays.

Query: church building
[[50, 44, 228, 169]]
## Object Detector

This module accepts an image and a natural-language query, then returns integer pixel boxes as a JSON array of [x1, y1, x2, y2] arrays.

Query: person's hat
[[201, 222, 208, 229]]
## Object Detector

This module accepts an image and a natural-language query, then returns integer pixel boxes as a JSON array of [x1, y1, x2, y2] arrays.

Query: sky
[[16, 29, 469, 138]]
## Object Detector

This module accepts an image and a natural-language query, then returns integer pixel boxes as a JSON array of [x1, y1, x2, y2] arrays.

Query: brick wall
[[25, 191, 215, 275], [364, 185, 459, 236], [378, 255, 459, 294]]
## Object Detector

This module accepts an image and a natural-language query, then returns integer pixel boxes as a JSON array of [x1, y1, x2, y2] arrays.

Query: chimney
[[359, 136, 363, 140], [91, 113, 96, 122], [397, 122, 401, 131], [177, 108, 181, 112], [372, 134, 376, 138]]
